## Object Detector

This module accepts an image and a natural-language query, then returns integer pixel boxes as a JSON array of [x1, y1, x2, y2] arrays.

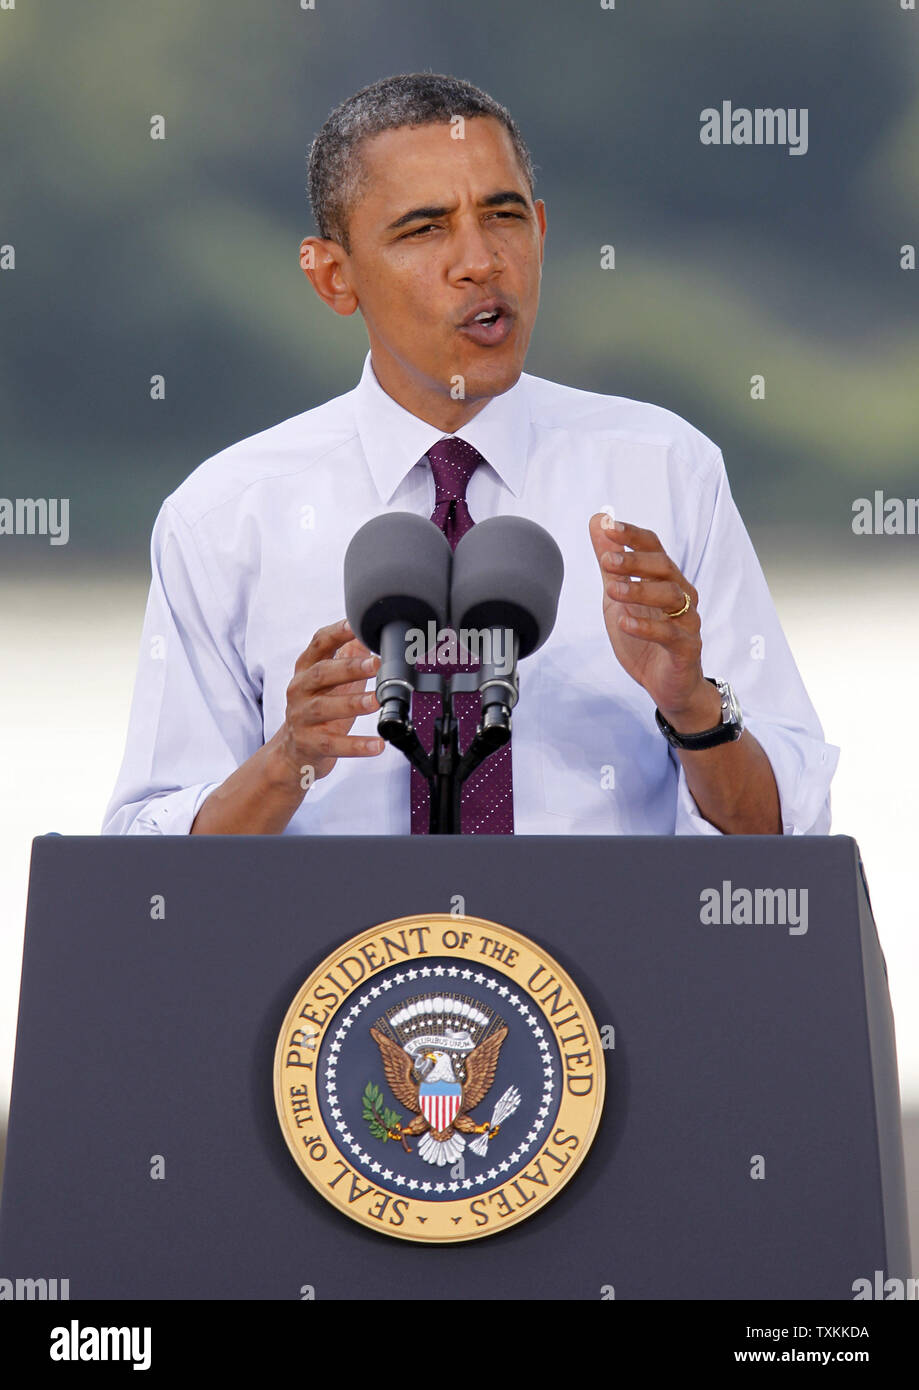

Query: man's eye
[[403, 212, 521, 239]]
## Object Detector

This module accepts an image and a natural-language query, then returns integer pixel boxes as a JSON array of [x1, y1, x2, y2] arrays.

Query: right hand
[[274, 619, 383, 789]]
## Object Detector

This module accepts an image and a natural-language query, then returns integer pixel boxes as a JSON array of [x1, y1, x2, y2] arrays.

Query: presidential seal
[[273, 914, 604, 1242]]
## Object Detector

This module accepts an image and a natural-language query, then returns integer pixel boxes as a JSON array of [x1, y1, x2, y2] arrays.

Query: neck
[[368, 349, 502, 433]]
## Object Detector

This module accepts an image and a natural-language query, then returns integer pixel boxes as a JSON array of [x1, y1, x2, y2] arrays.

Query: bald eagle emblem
[[367, 994, 520, 1167]]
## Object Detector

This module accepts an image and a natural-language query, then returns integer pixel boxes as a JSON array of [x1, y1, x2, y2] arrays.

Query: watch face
[[657, 680, 743, 748], [721, 682, 743, 730]]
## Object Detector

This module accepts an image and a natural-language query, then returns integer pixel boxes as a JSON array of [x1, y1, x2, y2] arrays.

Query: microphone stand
[[376, 634, 518, 834]]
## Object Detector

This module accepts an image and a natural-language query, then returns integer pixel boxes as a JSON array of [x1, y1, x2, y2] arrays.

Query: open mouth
[[458, 306, 513, 346]]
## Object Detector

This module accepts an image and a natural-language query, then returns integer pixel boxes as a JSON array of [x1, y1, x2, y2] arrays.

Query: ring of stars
[[321, 963, 559, 1198]]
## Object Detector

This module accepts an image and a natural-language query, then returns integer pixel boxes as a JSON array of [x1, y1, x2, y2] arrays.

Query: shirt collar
[[352, 349, 530, 503]]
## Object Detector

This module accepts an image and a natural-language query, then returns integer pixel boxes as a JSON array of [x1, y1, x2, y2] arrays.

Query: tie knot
[[426, 436, 483, 505]]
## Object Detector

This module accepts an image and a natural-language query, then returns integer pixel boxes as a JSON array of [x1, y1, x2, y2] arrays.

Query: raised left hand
[[588, 513, 717, 724]]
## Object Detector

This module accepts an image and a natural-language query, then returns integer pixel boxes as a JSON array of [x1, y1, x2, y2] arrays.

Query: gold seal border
[[273, 914, 605, 1244]]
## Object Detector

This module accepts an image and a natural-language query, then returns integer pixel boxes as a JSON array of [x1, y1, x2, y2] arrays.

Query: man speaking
[[103, 73, 838, 839]]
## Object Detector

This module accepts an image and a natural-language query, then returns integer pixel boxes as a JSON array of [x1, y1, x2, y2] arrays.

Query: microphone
[[451, 517, 564, 736], [343, 513, 452, 735]]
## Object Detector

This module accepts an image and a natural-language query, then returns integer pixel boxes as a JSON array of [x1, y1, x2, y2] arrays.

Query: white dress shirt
[[102, 350, 839, 837]]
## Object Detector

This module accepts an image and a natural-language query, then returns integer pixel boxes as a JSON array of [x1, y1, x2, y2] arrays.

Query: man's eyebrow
[[384, 190, 530, 232]]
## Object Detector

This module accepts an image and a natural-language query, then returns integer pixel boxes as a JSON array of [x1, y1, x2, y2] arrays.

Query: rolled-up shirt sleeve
[[671, 447, 839, 836], [102, 500, 264, 835]]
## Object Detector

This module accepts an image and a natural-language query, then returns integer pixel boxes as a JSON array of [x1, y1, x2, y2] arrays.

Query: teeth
[[473, 310, 498, 322]]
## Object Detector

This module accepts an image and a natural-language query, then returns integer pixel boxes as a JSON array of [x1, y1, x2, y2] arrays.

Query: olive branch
[[362, 1081, 404, 1146]]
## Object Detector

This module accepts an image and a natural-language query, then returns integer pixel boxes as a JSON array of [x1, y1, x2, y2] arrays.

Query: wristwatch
[[655, 678, 743, 751]]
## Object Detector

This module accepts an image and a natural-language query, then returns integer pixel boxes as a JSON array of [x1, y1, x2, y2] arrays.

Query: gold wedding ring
[[665, 590, 692, 619]]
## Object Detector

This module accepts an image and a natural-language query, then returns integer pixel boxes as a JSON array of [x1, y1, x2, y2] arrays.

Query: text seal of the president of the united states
[[274, 914, 605, 1242]]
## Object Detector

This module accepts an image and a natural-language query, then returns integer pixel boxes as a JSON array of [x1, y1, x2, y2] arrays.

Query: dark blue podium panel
[[0, 834, 909, 1299]]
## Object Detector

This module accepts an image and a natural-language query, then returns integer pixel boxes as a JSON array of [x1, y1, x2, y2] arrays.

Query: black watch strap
[[655, 678, 743, 751]]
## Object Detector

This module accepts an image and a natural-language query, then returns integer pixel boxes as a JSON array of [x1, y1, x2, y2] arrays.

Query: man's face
[[310, 116, 546, 422]]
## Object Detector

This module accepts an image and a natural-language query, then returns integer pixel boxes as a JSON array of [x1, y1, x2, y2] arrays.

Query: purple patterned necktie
[[409, 437, 514, 835]]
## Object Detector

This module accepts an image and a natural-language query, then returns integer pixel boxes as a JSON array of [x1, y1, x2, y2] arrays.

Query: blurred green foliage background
[[1, 0, 917, 567]]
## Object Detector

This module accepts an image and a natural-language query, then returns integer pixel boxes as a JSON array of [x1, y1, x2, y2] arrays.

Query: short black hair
[[308, 72, 537, 253]]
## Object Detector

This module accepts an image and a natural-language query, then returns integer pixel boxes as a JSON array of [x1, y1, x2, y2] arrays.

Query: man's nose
[[449, 216, 502, 280]]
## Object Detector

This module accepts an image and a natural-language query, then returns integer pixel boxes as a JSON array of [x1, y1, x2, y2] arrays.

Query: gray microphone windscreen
[[344, 512, 453, 653], [450, 517, 564, 658]]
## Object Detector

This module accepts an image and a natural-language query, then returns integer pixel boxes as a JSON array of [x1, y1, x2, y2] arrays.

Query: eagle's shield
[[419, 1081, 462, 1132]]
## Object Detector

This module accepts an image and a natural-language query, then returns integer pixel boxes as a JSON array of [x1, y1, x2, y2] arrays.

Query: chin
[[462, 355, 524, 400]]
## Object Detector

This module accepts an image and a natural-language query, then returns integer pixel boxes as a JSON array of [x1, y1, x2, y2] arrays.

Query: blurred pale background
[[1, 0, 917, 1265]]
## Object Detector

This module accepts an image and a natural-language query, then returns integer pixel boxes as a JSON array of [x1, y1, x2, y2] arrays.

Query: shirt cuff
[[124, 782, 223, 836], [673, 716, 840, 836]]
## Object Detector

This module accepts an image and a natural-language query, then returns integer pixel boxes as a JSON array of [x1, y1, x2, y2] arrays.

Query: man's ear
[[534, 199, 547, 267], [299, 236, 359, 317]]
